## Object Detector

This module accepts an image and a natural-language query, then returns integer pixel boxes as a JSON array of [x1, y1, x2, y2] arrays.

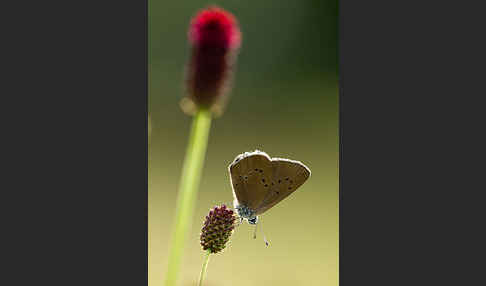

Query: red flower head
[[182, 7, 241, 116], [189, 7, 241, 50]]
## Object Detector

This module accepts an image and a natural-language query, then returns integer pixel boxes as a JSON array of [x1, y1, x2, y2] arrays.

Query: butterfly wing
[[254, 158, 311, 215], [229, 150, 273, 211]]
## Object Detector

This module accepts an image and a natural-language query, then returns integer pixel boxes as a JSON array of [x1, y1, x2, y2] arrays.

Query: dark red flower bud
[[182, 7, 241, 116], [200, 204, 237, 254]]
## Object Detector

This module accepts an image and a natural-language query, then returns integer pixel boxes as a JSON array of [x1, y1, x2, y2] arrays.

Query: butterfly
[[229, 150, 311, 227]]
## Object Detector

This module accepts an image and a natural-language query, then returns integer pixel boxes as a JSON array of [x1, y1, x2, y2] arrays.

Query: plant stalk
[[164, 108, 212, 286], [198, 250, 211, 286]]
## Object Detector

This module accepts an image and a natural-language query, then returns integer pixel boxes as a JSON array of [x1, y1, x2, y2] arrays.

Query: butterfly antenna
[[261, 221, 270, 247], [263, 233, 270, 247], [255, 218, 270, 247]]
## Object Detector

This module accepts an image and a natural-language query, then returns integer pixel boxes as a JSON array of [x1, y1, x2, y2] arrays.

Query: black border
[[4, 0, 148, 284], [340, 0, 484, 285]]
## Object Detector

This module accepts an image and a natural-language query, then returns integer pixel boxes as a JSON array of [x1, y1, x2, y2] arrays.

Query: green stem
[[198, 250, 211, 286], [165, 108, 212, 286]]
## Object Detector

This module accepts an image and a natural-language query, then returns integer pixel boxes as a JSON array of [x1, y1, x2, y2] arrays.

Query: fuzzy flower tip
[[189, 7, 241, 50], [200, 204, 236, 254], [182, 7, 241, 116]]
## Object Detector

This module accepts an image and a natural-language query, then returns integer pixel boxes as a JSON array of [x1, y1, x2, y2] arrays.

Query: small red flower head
[[200, 204, 236, 254], [182, 7, 241, 116]]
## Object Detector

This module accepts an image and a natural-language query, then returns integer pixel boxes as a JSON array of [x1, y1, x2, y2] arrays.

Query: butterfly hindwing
[[254, 158, 311, 215], [229, 150, 273, 210]]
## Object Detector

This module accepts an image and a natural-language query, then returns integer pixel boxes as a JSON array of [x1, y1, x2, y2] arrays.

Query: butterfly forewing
[[229, 151, 273, 210], [254, 158, 311, 215]]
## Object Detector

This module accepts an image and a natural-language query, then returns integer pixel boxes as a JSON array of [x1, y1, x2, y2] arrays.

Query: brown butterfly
[[229, 150, 311, 227]]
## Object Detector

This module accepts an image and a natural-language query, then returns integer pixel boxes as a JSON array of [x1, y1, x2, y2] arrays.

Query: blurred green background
[[149, 1, 338, 285]]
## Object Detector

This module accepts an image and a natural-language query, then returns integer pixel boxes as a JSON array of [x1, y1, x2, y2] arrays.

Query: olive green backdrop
[[149, 1, 338, 285]]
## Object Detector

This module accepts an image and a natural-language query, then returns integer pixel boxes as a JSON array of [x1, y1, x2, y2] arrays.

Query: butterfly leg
[[234, 216, 243, 228], [253, 222, 258, 239]]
